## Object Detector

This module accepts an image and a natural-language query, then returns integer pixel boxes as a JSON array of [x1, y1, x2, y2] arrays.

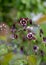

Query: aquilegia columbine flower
[[19, 18, 27, 26], [27, 32, 35, 40]]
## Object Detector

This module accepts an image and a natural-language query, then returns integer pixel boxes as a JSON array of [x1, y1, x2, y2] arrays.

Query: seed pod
[[40, 29, 43, 34], [29, 19, 32, 24], [43, 37, 46, 43]]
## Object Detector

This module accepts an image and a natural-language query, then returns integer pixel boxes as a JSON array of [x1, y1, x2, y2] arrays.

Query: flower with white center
[[27, 33, 33, 39], [20, 18, 27, 26]]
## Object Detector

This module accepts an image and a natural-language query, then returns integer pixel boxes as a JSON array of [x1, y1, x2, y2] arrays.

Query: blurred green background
[[0, 1, 46, 65], [0, 0, 46, 25]]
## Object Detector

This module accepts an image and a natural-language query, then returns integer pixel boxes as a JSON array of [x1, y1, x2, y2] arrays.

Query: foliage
[[0, 0, 46, 25]]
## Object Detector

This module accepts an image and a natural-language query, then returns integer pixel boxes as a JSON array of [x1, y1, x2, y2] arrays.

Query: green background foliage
[[0, 0, 46, 25]]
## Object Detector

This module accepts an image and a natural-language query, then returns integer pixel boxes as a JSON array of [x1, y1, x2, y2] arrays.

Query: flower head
[[20, 18, 27, 26], [27, 32, 35, 40], [27, 33, 33, 40]]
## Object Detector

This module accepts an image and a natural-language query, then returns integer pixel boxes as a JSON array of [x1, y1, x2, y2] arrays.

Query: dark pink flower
[[27, 32, 36, 40], [27, 33, 33, 40], [20, 18, 27, 26]]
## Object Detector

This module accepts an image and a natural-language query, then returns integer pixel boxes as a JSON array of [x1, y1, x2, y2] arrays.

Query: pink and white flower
[[27, 32, 36, 40], [20, 18, 27, 26]]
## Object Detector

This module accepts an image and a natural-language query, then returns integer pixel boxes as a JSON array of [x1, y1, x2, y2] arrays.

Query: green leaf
[[24, 11, 31, 18], [28, 55, 37, 65], [1, 53, 13, 65]]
